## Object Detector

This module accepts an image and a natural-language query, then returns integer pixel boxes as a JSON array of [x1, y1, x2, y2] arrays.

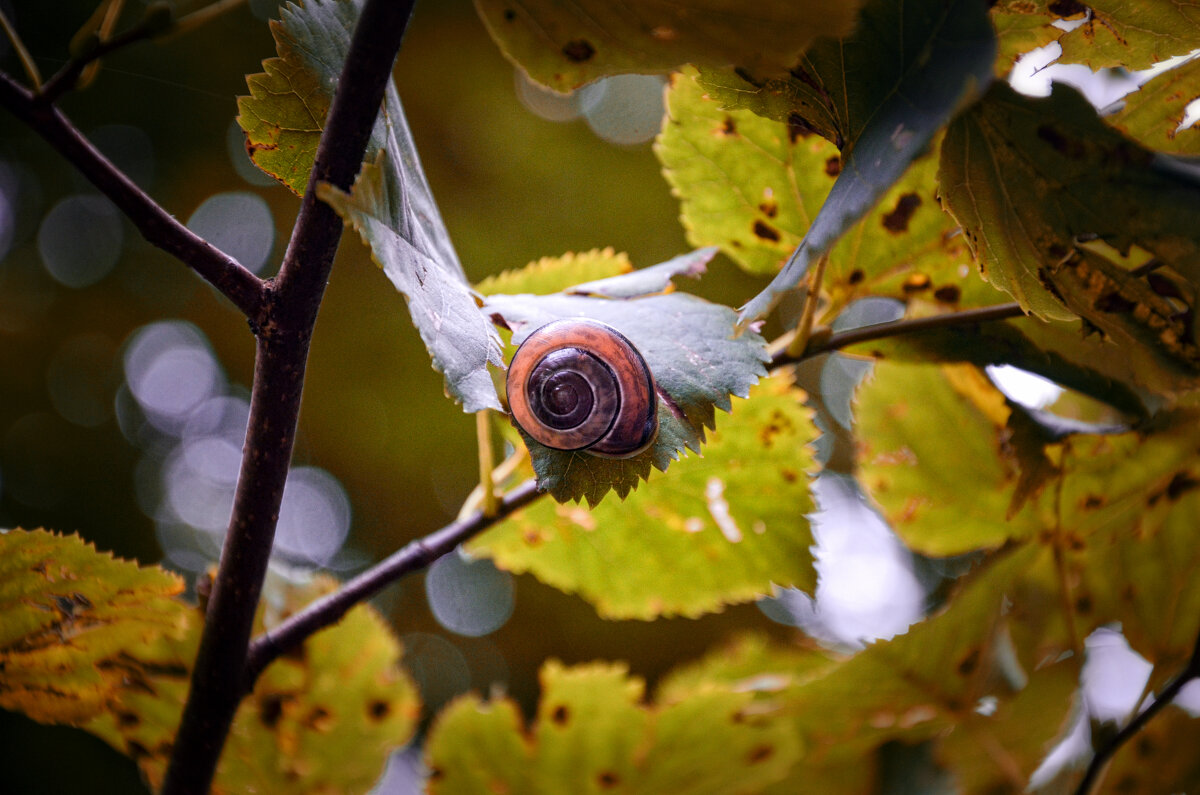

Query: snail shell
[[506, 319, 658, 458]]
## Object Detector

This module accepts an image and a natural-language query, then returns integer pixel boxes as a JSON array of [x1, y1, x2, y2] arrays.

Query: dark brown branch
[[1074, 632, 1200, 795], [0, 70, 266, 318], [771, 302, 1027, 367], [244, 479, 542, 685], [160, 1, 417, 793]]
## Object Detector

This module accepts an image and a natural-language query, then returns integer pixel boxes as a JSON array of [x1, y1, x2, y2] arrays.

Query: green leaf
[[239, 0, 502, 411], [472, 373, 817, 619], [855, 361, 1046, 555], [1080, 478, 1200, 670], [474, 0, 866, 94], [1056, 0, 1200, 70], [939, 81, 1200, 375], [657, 70, 1003, 313], [485, 273, 769, 505], [236, 0, 353, 195], [662, 549, 1079, 791], [723, 0, 997, 323], [0, 529, 188, 724], [987, 0, 1076, 76], [475, 248, 633, 297], [0, 532, 419, 793], [425, 660, 800, 793], [1106, 57, 1200, 155], [82, 572, 419, 794]]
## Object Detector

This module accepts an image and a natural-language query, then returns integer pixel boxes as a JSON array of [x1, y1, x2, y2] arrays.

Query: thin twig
[[1074, 631, 1200, 795], [772, 301, 1027, 366], [786, 252, 829, 357], [37, 4, 173, 104], [477, 410, 500, 517], [244, 480, 542, 686], [0, 8, 42, 88], [0, 70, 266, 318], [160, 1, 418, 792]]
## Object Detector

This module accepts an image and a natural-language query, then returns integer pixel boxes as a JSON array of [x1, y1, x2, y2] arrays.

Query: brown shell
[[506, 319, 658, 458]]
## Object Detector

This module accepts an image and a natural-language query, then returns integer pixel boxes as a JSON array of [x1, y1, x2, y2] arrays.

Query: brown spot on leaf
[[747, 744, 774, 764], [368, 699, 391, 721], [1167, 471, 1200, 500], [1137, 735, 1156, 757], [551, 704, 570, 725], [824, 156, 841, 177], [719, 116, 737, 136], [781, 468, 798, 483], [759, 198, 778, 218], [306, 705, 334, 731], [753, 220, 781, 242], [117, 711, 140, 727], [260, 694, 285, 728], [1075, 595, 1092, 615], [562, 39, 595, 63], [1094, 290, 1137, 314], [1037, 124, 1085, 158], [503, 8, 516, 21], [1082, 494, 1105, 510], [957, 647, 980, 677], [902, 273, 932, 293], [1048, 0, 1087, 17], [933, 285, 961, 303], [597, 771, 620, 788], [428, 766, 445, 781], [848, 269, 865, 285], [882, 193, 922, 233]]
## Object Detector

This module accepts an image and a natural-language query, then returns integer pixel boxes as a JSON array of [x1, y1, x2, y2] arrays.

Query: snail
[[506, 319, 658, 458]]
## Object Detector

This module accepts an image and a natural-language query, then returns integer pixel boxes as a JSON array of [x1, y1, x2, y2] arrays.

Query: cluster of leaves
[[6, 0, 1200, 792]]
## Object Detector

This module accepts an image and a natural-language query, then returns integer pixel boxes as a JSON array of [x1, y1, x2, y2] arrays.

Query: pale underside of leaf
[[240, 0, 502, 411]]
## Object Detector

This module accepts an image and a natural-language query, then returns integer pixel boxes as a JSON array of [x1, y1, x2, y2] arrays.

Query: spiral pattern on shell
[[506, 319, 658, 458]]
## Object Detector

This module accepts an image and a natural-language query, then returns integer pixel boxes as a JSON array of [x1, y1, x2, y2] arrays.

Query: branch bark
[[0, 70, 266, 319], [244, 479, 542, 686], [160, 1, 417, 792]]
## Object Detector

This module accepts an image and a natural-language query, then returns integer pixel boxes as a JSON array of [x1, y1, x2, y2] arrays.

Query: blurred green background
[[0, 1, 789, 790]]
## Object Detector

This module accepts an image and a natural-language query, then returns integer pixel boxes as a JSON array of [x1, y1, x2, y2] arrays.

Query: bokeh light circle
[[187, 191, 275, 274], [426, 553, 515, 637], [38, 195, 124, 288]]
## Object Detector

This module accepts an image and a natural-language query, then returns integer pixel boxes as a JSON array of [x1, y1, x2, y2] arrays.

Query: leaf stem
[[160, 0, 417, 792], [786, 252, 829, 357], [244, 479, 541, 687], [477, 410, 500, 517], [772, 301, 1027, 367], [0, 8, 42, 88], [0, 70, 266, 318], [1074, 630, 1200, 795]]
